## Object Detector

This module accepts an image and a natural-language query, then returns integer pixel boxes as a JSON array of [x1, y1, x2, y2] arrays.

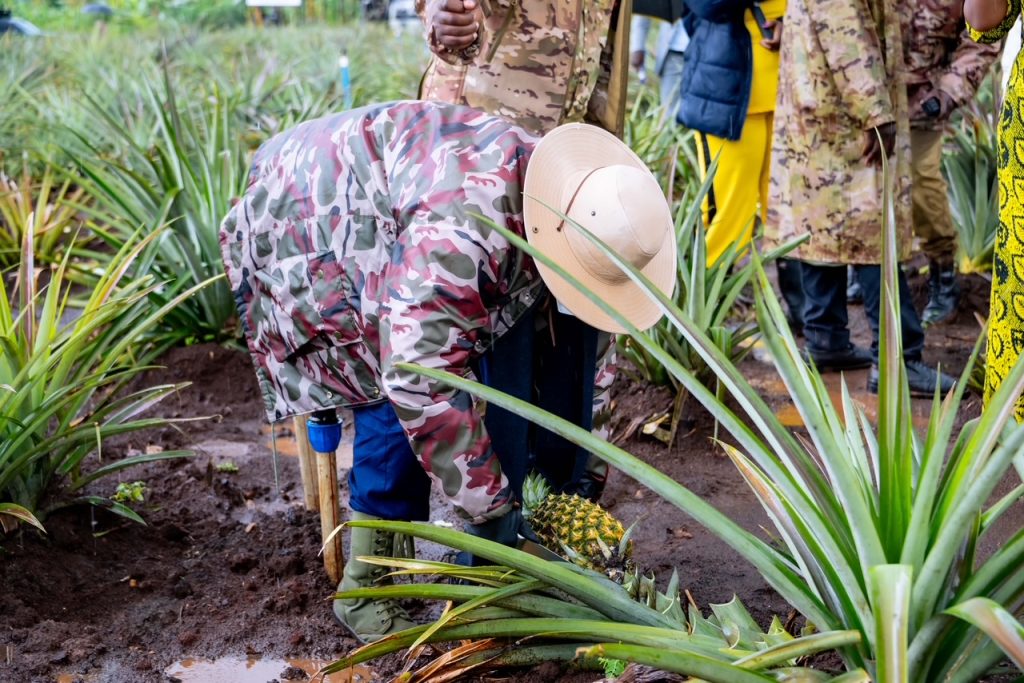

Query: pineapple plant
[[521, 472, 634, 581]]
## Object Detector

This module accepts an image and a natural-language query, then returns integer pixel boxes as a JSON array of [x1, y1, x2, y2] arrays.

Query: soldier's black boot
[[922, 261, 960, 327]]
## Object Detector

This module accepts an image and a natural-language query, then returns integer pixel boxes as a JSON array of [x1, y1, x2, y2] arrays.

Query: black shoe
[[802, 344, 873, 371], [565, 475, 604, 503], [847, 266, 863, 305], [922, 262, 960, 327], [867, 360, 956, 397]]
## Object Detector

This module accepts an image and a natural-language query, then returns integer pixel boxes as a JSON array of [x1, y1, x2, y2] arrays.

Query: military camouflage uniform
[[905, 0, 1001, 124], [905, 0, 1001, 267], [415, 0, 632, 136], [221, 101, 551, 524], [767, 0, 912, 264]]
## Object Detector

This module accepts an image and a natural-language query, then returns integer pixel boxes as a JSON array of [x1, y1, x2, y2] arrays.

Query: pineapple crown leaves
[[521, 471, 551, 518]]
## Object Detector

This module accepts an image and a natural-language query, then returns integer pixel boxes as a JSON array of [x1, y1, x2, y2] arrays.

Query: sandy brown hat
[[523, 123, 676, 333]]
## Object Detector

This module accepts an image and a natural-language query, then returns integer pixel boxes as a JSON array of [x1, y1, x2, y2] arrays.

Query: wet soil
[[0, 267, 1013, 683]]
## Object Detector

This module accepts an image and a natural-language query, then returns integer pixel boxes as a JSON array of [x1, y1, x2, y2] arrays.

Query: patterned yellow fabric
[[970, 0, 1024, 419]]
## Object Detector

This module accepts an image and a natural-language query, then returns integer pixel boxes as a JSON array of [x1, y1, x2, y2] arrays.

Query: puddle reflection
[[165, 655, 372, 682]]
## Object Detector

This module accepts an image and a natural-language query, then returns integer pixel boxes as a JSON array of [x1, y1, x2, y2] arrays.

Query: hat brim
[[523, 124, 677, 334]]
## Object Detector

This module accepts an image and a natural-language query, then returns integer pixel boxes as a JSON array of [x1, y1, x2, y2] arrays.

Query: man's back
[[220, 101, 541, 420]]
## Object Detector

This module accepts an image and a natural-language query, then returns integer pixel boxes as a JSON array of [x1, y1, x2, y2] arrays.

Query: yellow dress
[[970, 1, 1024, 420]]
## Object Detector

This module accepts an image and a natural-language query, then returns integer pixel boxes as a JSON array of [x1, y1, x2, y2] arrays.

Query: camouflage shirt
[[221, 101, 548, 523], [903, 0, 1002, 127], [415, 0, 629, 135]]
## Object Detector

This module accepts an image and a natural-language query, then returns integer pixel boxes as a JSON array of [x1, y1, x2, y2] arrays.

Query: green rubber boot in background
[[332, 511, 417, 643]]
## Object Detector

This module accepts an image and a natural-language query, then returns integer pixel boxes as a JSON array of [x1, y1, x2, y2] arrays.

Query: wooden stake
[[317, 447, 344, 584], [292, 416, 320, 511]]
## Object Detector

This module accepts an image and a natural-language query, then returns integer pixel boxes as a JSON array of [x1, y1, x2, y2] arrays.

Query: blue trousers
[[348, 306, 598, 521]]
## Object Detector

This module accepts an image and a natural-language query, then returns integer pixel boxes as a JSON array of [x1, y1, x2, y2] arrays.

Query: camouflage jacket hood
[[221, 101, 545, 522], [903, 0, 1001, 125]]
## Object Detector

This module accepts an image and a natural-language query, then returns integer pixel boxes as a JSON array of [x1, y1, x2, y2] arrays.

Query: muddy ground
[[0, 267, 1011, 683]]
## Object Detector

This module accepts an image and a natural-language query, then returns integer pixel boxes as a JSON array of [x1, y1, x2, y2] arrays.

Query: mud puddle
[[165, 655, 372, 682]]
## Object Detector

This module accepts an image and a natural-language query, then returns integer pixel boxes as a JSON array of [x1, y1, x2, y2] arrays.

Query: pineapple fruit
[[521, 472, 634, 581]]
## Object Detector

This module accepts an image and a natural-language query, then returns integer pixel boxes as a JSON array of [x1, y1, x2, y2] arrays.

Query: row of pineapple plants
[[0, 23, 427, 530]]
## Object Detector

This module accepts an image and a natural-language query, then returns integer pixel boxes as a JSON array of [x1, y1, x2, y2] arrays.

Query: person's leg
[[911, 128, 960, 325], [695, 121, 765, 267], [348, 402, 432, 521], [659, 50, 685, 119], [336, 401, 428, 642], [912, 128, 958, 265], [800, 262, 872, 369], [851, 264, 926, 361], [776, 258, 805, 333], [531, 311, 598, 493], [477, 306, 536, 498], [855, 264, 954, 395]]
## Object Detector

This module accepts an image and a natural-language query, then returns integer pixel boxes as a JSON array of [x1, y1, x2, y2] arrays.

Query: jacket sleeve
[[415, 0, 483, 63], [379, 219, 514, 525], [805, 0, 895, 129], [682, 0, 749, 23], [936, 29, 1003, 105], [968, 0, 1020, 43]]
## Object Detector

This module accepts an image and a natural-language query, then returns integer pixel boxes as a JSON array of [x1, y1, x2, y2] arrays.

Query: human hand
[[428, 0, 483, 51], [862, 121, 896, 165], [922, 90, 956, 120], [760, 18, 782, 50]]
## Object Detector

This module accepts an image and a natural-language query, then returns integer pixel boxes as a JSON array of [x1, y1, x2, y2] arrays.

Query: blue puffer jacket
[[677, 0, 754, 141]]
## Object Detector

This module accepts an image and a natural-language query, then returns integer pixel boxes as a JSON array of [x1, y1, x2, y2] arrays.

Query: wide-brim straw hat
[[523, 123, 676, 334]]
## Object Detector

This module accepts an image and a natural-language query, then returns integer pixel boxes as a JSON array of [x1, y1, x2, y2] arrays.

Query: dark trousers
[[801, 262, 925, 362], [348, 306, 598, 520]]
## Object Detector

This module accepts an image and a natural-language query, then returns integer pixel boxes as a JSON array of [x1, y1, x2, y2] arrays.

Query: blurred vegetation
[[0, 16, 426, 527]]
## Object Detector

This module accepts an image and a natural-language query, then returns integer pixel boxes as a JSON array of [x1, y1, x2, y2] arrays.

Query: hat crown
[[563, 165, 669, 284]]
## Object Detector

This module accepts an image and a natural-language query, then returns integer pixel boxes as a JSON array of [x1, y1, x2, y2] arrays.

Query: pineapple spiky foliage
[[521, 472, 634, 581]]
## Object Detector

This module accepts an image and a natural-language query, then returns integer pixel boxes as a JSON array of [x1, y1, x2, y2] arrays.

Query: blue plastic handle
[[308, 417, 342, 454]]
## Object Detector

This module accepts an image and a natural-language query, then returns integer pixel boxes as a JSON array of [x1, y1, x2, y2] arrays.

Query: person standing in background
[[905, 0, 1002, 326], [677, 0, 784, 268], [412, 0, 634, 503], [415, 0, 632, 136], [768, 0, 956, 395], [630, 14, 690, 116], [964, 0, 1024, 419]]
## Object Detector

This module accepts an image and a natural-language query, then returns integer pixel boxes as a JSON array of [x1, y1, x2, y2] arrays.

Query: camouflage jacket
[[221, 101, 554, 523], [767, 0, 912, 264], [414, 0, 632, 135], [903, 0, 1002, 127]]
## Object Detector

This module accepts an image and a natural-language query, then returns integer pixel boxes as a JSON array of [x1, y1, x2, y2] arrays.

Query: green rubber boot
[[332, 511, 417, 643]]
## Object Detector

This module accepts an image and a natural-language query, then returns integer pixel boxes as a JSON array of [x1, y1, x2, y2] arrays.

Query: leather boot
[[922, 261, 960, 327], [333, 511, 417, 643]]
